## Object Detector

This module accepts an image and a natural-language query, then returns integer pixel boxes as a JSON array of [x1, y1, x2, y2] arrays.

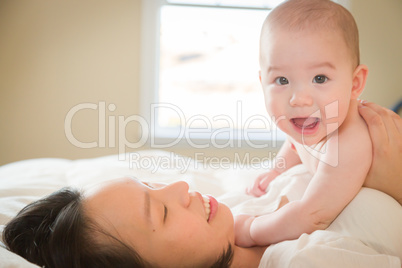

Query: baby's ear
[[351, 64, 368, 99]]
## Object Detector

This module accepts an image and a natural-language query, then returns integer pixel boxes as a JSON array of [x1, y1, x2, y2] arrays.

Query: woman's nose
[[289, 88, 313, 107], [160, 181, 190, 207]]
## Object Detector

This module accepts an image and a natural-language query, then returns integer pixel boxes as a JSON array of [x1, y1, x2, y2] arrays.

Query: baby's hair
[[261, 0, 360, 67]]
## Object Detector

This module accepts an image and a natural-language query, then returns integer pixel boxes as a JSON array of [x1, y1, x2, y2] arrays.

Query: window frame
[[139, 0, 293, 149]]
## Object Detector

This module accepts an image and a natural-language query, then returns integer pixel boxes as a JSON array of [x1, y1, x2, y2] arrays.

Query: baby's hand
[[247, 170, 280, 197], [234, 214, 256, 247]]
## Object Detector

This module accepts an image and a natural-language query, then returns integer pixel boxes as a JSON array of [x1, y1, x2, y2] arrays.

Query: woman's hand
[[358, 101, 402, 205]]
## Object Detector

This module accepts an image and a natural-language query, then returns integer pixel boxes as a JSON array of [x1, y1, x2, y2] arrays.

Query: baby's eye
[[313, 75, 328, 84], [275, 77, 289, 85]]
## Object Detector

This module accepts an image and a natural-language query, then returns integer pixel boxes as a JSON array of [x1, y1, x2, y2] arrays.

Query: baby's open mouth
[[291, 117, 320, 129]]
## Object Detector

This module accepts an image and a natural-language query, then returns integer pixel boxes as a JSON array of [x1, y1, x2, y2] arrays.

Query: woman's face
[[83, 177, 235, 267]]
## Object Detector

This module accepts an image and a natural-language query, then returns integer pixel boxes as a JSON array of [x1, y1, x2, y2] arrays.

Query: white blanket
[[0, 150, 401, 267]]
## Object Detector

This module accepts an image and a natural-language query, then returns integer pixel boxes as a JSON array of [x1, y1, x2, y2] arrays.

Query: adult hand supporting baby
[[358, 101, 402, 205]]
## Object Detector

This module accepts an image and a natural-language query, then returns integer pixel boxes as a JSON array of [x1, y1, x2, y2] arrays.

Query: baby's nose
[[289, 89, 313, 107]]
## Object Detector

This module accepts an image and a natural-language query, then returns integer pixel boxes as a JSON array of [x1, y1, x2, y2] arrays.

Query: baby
[[235, 0, 372, 247]]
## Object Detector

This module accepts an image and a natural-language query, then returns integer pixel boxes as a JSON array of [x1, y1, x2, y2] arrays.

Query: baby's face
[[259, 28, 356, 145]]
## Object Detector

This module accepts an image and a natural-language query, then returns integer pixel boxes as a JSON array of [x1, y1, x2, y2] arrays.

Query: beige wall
[[0, 0, 401, 165], [350, 0, 402, 107], [0, 0, 142, 165]]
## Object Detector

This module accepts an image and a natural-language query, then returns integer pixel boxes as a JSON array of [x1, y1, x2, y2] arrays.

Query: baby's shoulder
[[331, 108, 372, 164]]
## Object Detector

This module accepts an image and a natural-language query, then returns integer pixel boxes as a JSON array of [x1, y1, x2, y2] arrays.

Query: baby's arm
[[237, 120, 372, 247], [247, 139, 302, 196]]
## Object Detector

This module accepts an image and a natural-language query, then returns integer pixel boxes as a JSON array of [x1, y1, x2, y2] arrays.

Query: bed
[[1, 150, 401, 267]]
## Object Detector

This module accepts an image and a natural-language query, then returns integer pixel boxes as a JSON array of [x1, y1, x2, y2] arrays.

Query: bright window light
[[141, 0, 286, 145], [158, 6, 267, 130]]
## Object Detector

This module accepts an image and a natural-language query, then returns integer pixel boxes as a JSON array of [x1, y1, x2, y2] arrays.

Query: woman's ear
[[351, 64, 369, 99]]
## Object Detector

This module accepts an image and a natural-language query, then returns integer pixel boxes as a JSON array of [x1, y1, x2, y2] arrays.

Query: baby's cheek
[[275, 118, 289, 134], [266, 100, 283, 120], [323, 101, 338, 119], [327, 99, 349, 126], [262, 92, 271, 108]]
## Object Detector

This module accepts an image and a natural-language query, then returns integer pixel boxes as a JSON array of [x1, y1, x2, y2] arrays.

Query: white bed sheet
[[0, 150, 401, 267]]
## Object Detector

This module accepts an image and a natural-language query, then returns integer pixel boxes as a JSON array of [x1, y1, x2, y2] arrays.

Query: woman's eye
[[313, 75, 328, 84], [275, 77, 289, 85], [163, 205, 168, 223], [142, 182, 154, 188]]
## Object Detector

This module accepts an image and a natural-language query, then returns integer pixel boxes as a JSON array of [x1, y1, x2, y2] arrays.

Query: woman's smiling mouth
[[202, 195, 218, 222], [202, 195, 211, 221]]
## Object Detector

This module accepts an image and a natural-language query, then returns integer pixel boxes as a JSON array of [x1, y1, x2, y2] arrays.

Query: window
[[140, 0, 286, 149]]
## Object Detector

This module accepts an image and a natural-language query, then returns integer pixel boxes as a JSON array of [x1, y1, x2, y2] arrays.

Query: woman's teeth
[[202, 196, 211, 221]]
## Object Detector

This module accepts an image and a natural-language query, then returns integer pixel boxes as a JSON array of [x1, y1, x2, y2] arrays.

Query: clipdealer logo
[[64, 101, 284, 153], [64, 101, 339, 167]]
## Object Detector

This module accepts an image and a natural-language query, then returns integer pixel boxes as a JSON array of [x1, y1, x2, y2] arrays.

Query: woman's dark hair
[[3, 187, 148, 268], [3, 187, 234, 268], [211, 244, 234, 268]]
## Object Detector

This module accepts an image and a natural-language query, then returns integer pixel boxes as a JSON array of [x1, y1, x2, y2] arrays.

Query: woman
[[359, 102, 402, 203], [3, 102, 401, 268]]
